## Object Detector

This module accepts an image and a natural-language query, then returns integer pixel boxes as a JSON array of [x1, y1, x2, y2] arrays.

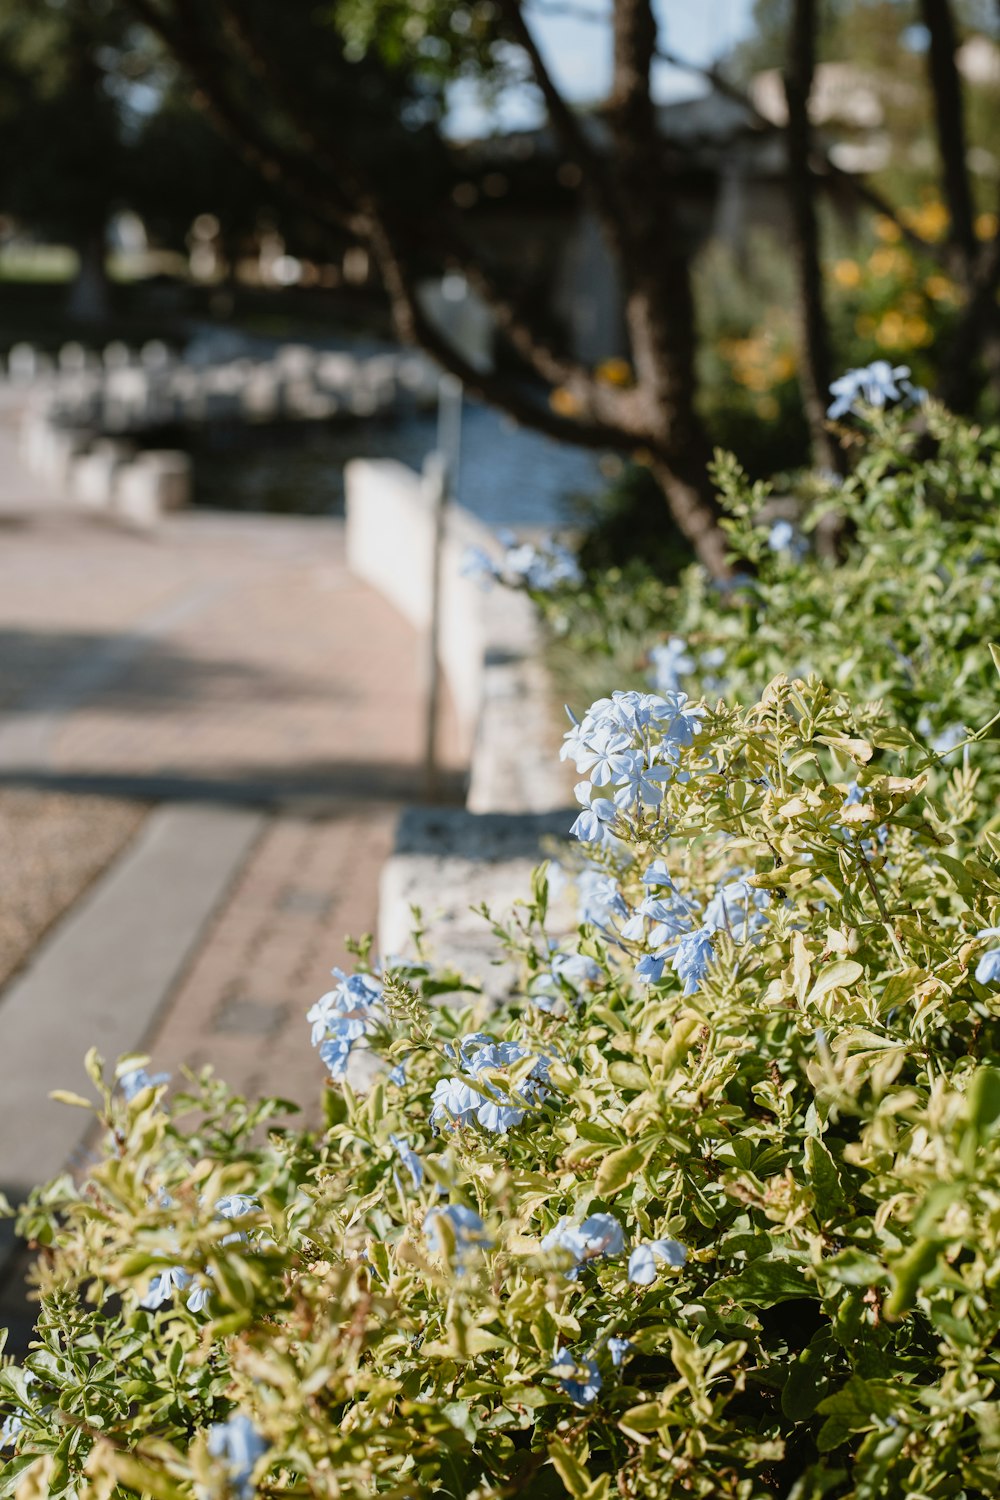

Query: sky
[[446, 0, 759, 136]]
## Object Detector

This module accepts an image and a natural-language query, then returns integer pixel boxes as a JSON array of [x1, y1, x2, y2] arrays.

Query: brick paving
[[0, 400, 463, 1118], [150, 807, 399, 1116]]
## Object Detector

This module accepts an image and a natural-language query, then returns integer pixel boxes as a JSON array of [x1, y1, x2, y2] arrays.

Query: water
[[183, 399, 606, 531]]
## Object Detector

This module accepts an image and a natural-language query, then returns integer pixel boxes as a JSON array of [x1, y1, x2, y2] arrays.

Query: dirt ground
[[0, 790, 146, 987]]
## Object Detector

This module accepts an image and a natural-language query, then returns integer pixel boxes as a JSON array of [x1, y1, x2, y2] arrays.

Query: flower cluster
[[423, 1204, 493, 1264], [205, 1413, 268, 1500], [140, 1194, 261, 1316], [541, 1212, 625, 1278], [767, 518, 808, 560], [563, 688, 703, 843], [461, 531, 582, 594], [827, 359, 926, 419], [429, 1032, 551, 1134], [306, 967, 383, 1079]]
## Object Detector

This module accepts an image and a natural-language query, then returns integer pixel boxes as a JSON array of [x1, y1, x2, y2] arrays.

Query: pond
[[174, 398, 608, 530]]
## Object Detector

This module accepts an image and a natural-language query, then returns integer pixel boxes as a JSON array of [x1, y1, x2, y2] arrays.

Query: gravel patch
[[0, 790, 146, 988]]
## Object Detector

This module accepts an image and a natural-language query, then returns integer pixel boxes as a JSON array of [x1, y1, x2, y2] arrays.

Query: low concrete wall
[[344, 456, 575, 985], [344, 457, 567, 813]]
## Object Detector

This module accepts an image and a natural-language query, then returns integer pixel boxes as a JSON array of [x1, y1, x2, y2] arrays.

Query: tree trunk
[[607, 0, 729, 576], [67, 228, 111, 324], [650, 451, 730, 579], [783, 0, 843, 483], [919, 0, 977, 276]]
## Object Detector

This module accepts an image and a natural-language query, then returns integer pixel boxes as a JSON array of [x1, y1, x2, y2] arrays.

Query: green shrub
[[5, 674, 1000, 1498], [540, 404, 1000, 785]]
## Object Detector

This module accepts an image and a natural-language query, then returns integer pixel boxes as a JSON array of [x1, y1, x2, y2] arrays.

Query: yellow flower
[[875, 310, 907, 349], [550, 386, 579, 417], [771, 352, 797, 383], [875, 216, 902, 243], [903, 199, 949, 242], [832, 259, 862, 288], [869, 247, 912, 280], [924, 273, 957, 302], [976, 212, 998, 241], [903, 314, 932, 347], [594, 357, 633, 388]]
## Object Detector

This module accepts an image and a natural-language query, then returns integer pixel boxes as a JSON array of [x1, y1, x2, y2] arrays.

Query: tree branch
[[214, 0, 625, 411], [493, 0, 624, 240], [126, 0, 368, 239]]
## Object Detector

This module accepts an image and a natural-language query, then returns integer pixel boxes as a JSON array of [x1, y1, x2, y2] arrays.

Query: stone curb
[[0, 803, 262, 1272]]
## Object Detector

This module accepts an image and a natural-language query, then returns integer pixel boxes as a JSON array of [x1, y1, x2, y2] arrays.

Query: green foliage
[[541, 403, 1000, 775], [5, 672, 1000, 1495]]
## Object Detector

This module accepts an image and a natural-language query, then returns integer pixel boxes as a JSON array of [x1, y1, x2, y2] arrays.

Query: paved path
[[0, 400, 463, 1214]]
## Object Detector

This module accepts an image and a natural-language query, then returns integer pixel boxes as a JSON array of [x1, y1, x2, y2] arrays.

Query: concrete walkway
[[0, 401, 463, 1231]]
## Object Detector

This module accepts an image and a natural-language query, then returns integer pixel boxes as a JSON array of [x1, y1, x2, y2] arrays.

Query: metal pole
[[422, 374, 463, 800]]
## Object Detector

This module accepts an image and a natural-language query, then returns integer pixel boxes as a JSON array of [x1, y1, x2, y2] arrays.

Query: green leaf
[[710, 1257, 815, 1308], [0, 1456, 41, 1498], [885, 1237, 943, 1320], [805, 1137, 843, 1214], [548, 1440, 591, 1498], [608, 1060, 649, 1091], [531, 862, 550, 924], [781, 1332, 837, 1422], [966, 1066, 1000, 1138], [806, 961, 863, 1005], [48, 1089, 94, 1110], [594, 1141, 650, 1196]]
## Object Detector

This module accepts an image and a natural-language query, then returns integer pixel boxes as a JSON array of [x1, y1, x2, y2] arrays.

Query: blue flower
[[649, 638, 694, 695], [570, 784, 618, 845], [607, 1336, 632, 1367], [0, 1412, 23, 1447], [541, 1213, 625, 1278], [423, 1204, 492, 1262], [205, 1413, 268, 1500], [550, 1353, 602, 1406], [827, 361, 925, 419], [389, 1061, 407, 1086], [611, 749, 676, 811], [307, 970, 382, 1047], [976, 949, 1000, 985], [767, 520, 807, 560], [429, 1076, 482, 1129], [577, 869, 629, 930], [319, 1034, 353, 1080], [140, 1265, 192, 1310], [186, 1279, 212, 1314], [622, 893, 695, 947], [119, 1066, 170, 1101], [216, 1195, 259, 1221], [460, 545, 500, 589], [551, 951, 602, 989], [703, 877, 770, 943], [431, 1036, 551, 1134], [502, 537, 582, 592], [635, 952, 667, 985], [389, 1133, 423, 1188], [627, 1238, 687, 1285], [671, 928, 715, 995]]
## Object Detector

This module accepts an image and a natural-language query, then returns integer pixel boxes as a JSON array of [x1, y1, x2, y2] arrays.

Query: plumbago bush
[[533, 396, 1000, 772], [7, 674, 1000, 1497]]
